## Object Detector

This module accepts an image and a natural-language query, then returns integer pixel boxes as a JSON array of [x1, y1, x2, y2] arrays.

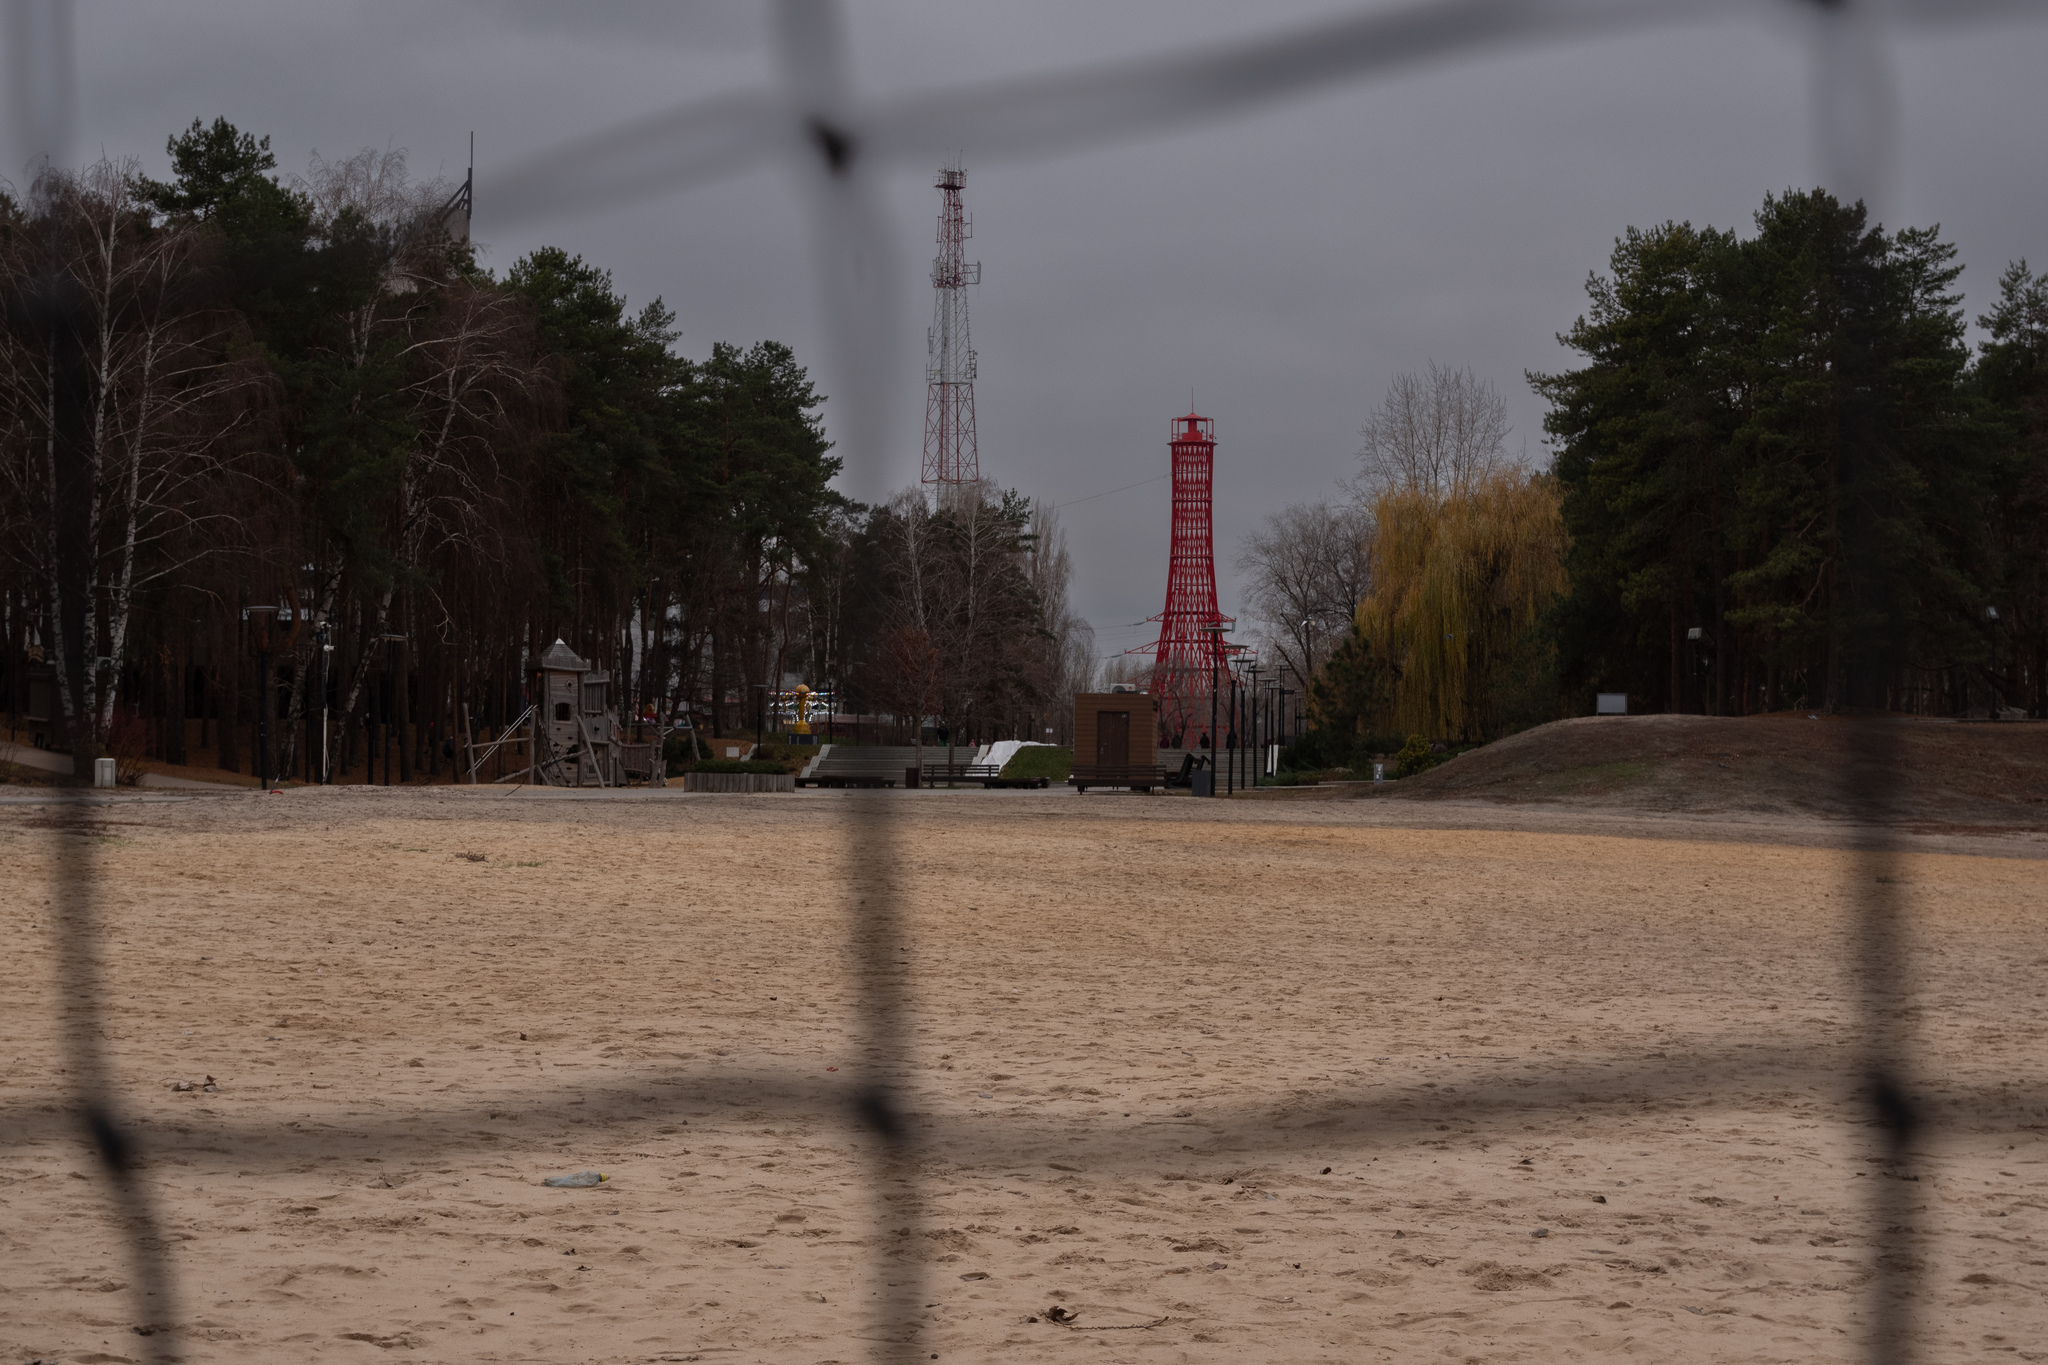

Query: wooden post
[[462, 702, 476, 785]]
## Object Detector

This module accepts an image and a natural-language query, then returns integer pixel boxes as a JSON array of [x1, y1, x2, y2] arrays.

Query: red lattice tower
[[922, 165, 980, 491], [1146, 413, 1234, 745]]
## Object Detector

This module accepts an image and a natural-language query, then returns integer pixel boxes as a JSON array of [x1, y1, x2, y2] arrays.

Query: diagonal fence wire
[[10, 3, 178, 1359], [15, 0, 2048, 1359], [1811, 6, 1914, 1358], [767, 4, 929, 1347]]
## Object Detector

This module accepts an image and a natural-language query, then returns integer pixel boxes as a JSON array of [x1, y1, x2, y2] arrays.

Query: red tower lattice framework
[[922, 165, 980, 492], [1147, 413, 1235, 745]]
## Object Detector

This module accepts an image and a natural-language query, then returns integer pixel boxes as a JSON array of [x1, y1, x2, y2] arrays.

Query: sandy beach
[[2, 786, 2042, 1363]]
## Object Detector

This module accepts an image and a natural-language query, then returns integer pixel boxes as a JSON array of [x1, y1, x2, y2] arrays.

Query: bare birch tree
[[1235, 499, 1373, 690], [1352, 360, 1511, 501], [868, 482, 1052, 757], [0, 158, 262, 760], [1026, 496, 1094, 738]]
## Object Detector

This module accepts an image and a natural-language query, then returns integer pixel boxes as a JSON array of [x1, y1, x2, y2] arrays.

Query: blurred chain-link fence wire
[[14, 0, 2047, 1360]]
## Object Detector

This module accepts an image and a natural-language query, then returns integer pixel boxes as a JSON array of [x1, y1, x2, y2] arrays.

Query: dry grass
[[1369, 714, 2048, 832]]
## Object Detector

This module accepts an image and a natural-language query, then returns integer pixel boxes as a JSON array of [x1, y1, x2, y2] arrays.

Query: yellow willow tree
[[1360, 467, 1569, 741]]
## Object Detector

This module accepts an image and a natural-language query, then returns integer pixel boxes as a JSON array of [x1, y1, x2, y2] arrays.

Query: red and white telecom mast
[[922, 165, 980, 495], [1147, 413, 1234, 745]]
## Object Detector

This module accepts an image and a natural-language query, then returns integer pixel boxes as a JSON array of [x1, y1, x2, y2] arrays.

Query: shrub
[[106, 713, 150, 786], [1281, 728, 1408, 774], [1279, 729, 1346, 772], [1394, 733, 1445, 779], [1276, 737, 1315, 772], [1307, 623, 1390, 742], [662, 734, 710, 766]]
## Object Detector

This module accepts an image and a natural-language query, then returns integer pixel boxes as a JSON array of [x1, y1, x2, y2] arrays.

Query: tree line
[[0, 117, 1089, 781], [1240, 189, 2046, 763]]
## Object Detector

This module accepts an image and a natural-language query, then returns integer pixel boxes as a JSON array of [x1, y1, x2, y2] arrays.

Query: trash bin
[[94, 756, 116, 788], [1191, 769, 1213, 798], [904, 766, 921, 789]]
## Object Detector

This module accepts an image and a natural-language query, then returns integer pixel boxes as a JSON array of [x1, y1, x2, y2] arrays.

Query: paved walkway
[[3, 740, 257, 790], [0, 740, 70, 775]]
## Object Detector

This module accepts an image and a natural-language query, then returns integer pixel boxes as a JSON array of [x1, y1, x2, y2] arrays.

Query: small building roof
[[538, 639, 589, 672]]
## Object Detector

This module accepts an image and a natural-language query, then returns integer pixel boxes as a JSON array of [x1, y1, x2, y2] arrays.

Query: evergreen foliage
[[1532, 189, 2011, 715], [1304, 621, 1389, 764]]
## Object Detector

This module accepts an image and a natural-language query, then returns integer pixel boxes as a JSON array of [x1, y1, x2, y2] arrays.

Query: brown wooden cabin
[[1069, 688, 1166, 792]]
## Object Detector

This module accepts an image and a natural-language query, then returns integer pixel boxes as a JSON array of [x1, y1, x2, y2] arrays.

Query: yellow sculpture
[[792, 683, 813, 735]]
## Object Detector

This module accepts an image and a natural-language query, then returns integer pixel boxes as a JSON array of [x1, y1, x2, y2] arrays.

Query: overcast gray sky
[[58, 1, 2048, 667]]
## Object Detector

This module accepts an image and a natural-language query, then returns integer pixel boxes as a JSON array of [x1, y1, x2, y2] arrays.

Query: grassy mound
[[1363, 713, 2048, 829], [1001, 745, 1072, 782]]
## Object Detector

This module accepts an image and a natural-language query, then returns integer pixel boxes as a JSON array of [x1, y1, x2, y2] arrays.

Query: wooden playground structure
[[462, 640, 670, 787]]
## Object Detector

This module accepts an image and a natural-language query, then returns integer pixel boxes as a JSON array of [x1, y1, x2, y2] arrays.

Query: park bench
[[797, 745, 1054, 789], [1068, 763, 1170, 793], [924, 762, 1051, 789]]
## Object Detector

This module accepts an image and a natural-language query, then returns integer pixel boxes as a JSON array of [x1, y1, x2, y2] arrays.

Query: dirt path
[[2, 788, 2042, 1363]]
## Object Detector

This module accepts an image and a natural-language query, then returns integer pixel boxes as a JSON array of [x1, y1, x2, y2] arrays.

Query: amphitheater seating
[[798, 744, 921, 787]]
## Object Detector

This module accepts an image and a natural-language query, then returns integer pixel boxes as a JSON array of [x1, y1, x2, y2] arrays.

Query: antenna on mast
[[438, 132, 474, 246]]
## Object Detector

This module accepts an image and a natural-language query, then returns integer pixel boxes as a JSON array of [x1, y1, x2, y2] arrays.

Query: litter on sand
[[542, 1170, 608, 1187]]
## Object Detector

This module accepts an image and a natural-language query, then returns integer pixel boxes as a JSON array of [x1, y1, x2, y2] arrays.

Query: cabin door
[[1095, 710, 1130, 767]]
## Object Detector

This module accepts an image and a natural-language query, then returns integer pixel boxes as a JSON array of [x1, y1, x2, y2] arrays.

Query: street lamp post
[[1986, 605, 2001, 718], [1198, 621, 1226, 797], [394, 631, 412, 783], [1261, 683, 1277, 769], [382, 633, 407, 785], [1687, 626, 1703, 714], [379, 637, 391, 785], [1245, 655, 1260, 790], [1259, 681, 1270, 777], [244, 604, 278, 787], [1226, 660, 1240, 796], [1258, 663, 1268, 787], [318, 626, 333, 783]]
